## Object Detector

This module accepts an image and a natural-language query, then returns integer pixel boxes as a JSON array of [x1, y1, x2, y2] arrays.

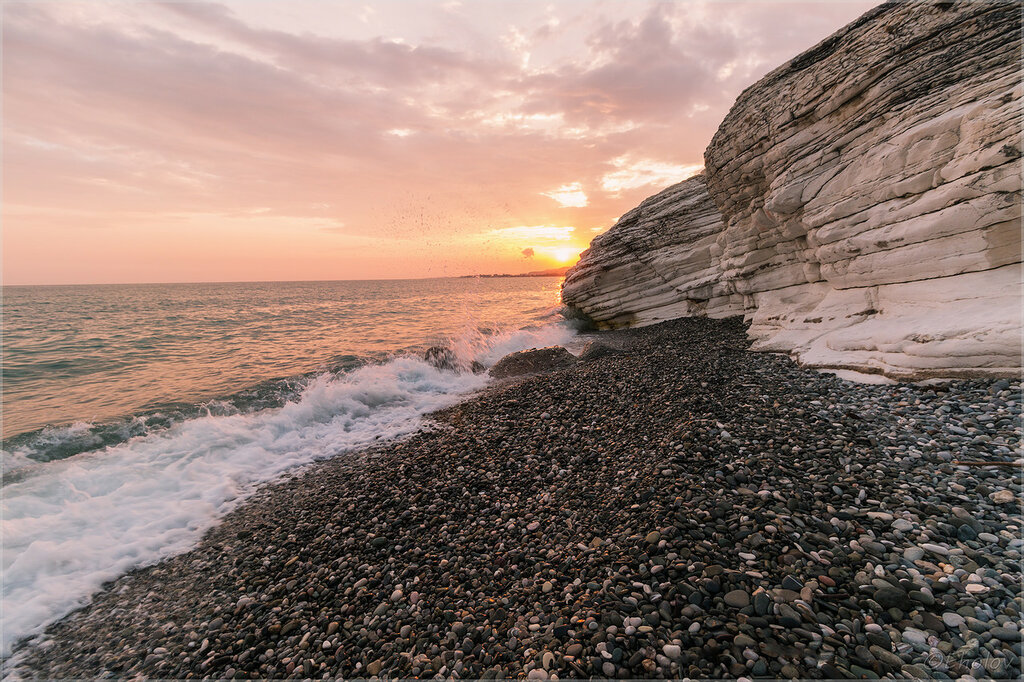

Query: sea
[[0, 277, 579, 657]]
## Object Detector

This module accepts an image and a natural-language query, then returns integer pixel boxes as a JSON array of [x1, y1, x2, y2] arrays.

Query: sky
[[2, 0, 880, 285]]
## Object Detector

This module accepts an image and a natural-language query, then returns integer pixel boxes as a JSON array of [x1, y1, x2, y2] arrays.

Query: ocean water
[[1, 277, 578, 657]]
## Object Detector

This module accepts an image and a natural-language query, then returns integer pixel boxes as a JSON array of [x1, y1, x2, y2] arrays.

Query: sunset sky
[[3, 0, 879, 285]]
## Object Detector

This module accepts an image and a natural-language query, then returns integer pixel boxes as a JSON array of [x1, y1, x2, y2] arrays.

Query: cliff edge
[[562, 1, 1022, 380]]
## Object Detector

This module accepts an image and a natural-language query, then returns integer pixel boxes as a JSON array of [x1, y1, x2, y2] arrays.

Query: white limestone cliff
[[562, 1, 1021, 380]]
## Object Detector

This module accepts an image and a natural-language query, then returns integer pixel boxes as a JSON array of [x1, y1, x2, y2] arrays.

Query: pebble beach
[[9, 317, 1022, 680]]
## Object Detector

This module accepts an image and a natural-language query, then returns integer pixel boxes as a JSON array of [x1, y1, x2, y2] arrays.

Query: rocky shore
[[10, 318, 1022, 680], [562, 1, 1022, 380]]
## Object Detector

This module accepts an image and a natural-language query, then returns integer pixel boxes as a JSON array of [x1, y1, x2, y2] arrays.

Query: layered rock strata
[[563, 1, 1022, 380]]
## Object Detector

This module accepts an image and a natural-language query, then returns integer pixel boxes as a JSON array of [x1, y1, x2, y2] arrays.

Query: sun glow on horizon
[[549, 246, 581, 265]]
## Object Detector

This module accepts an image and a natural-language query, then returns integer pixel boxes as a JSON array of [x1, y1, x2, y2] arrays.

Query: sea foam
[[0, 321, 576, 657]]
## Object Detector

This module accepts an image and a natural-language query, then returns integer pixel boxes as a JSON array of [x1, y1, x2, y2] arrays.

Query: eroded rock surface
[[562, 175, 734, 329], [563, 2, 1022, 380]]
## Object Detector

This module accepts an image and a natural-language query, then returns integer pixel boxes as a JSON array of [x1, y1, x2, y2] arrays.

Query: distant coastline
[[459, 266, 570, 279]]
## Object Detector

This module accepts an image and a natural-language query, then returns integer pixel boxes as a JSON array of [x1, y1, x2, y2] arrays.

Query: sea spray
[[0, 321, 576, 657]]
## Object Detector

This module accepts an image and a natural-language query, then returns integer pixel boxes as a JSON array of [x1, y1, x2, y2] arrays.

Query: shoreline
[[9, 317, 1022, 680]]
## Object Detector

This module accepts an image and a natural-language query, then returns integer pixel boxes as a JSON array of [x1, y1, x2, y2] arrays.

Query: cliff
[[562, 1, 1022, 380]]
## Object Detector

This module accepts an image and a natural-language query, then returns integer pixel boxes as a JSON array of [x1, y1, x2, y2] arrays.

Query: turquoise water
[[1, 276, 578, 656]]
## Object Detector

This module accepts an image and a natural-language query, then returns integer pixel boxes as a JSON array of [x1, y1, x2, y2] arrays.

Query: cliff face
[[562, 1, 1022, 380], [560, 175, 737, 329]]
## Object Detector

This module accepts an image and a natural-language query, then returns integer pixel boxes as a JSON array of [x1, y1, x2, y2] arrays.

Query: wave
[[1, 358, 366, 475], [0, 319, 577, 658]]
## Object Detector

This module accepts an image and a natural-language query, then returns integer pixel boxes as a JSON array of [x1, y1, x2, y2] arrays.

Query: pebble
[[990, 490, 1015, 504], [904, 547, 925, 561], [782, 575, 803, 591], [7, 319, 1019, 682], [734, 634, 756, 648], [989, 627, 1021, 642], [920, 543, 949, 556], [942, 612, 966, 628], [724, 589, 750, 608]]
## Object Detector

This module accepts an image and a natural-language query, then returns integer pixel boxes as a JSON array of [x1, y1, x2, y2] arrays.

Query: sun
[[551, 247, 579, 264]]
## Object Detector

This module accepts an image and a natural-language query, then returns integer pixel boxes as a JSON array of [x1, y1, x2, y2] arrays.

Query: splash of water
[[0, 320, 576, 658]]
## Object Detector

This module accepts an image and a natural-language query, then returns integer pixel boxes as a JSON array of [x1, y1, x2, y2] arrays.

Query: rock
[[875, 586, 908, 609], [662, 644, 681, 660], [942, 613, 965, 629], [753, 591, 771, 616], [734, 634, 756, 648], [424, 346, 458, 371], [578, 341, 620, 362], [870, 645, 903, 669], [778, 604, 801, 628], [957, 525, 978, 542], [920, 543, 948, 557], [562, 176, 731, 330], [902, 628, 928, 647], [563, 2, 1023, 380], [901, 664, 930, 680], [990, 490, 1016, 504], [488, 346, 576, 379], [989, 627, 1021, 642], [904, 547, 925, 562], [782, 576, 804, 591], [909, 590, 934, 606], [781, 663, 801, 679], [724, 590, 750, 608], [850, 664, 877, 679]]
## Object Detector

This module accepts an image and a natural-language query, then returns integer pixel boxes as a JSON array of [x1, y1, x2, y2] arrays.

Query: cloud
[[542, 182, 588, 208], [2, 0, 882, 283], [489, 225, 575, 243], [601, 156, 704, 194], [521, 247, 534, 258]]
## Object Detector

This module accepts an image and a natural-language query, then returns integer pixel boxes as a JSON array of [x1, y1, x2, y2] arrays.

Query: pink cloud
[[2, 0, 881, 284]]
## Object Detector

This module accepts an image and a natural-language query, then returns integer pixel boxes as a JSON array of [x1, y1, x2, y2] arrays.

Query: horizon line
[[0, 273, 569, 288]]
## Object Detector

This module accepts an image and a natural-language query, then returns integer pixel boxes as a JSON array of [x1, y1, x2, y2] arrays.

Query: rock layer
[[563, 1, 1022, 380]]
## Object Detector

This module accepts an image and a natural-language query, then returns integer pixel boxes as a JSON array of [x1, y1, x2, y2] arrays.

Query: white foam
[[2, 422, 100, 475], [1, 322, 575, 658], [449, 320, 579, 368]]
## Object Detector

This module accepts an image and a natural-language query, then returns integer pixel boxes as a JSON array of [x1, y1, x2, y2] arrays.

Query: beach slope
[[12, 318, 1022, 680]]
